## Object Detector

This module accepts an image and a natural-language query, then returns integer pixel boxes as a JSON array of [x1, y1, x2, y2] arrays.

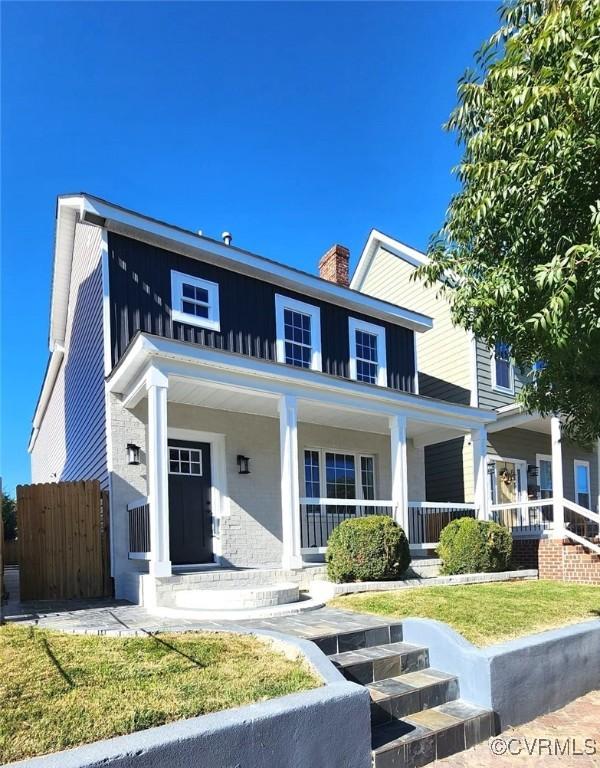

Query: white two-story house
[[29, 195, 495, 608]]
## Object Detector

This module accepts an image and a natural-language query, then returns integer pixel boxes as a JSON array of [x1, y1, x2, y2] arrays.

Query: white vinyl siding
[[31, 221, 108, 486]]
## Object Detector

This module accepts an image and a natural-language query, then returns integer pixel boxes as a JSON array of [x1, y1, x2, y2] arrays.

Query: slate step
[[329, 642, 429, 684], [311, 621, 404, 656], [368, 669, 459, 725], [371, 699, 496, 768]]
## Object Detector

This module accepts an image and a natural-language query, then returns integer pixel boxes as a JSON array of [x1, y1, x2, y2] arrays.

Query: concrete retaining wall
[[11, 631, 372, 768], [402, 617, 600, 729]]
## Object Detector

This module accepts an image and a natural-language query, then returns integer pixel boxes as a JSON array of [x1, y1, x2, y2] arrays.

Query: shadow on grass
[[41, 637, 74, 688], [107, 611, 207, 668]]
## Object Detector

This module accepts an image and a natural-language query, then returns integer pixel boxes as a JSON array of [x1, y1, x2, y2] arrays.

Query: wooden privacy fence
[[16, 480, 111, 601]]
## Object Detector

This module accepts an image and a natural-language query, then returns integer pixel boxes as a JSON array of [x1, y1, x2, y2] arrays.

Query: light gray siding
[[475, 339, 529, 411], [31, 221, 108, 486], [488, 427, 598, 509]]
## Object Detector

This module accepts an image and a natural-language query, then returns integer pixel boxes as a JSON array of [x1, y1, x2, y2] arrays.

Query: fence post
[[472, 427, 489, 520]]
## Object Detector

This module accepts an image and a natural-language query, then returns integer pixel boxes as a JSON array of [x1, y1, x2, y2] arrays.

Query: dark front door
[[168, 439, 213, 564]]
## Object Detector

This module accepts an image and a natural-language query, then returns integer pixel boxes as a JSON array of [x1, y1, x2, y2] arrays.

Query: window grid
[[169, 447, 202, 476], [355, 330, 378, 384], [284, 308, 312, 368], [360, 456, 375, 500], [539, 459, 553, 499], [304, 450, 321, 514], [325, 452, 356, 499], [181, 283, 210, 319]]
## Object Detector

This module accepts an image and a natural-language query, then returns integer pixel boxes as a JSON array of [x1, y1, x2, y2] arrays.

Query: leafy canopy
[[417, 0, 600, 443]]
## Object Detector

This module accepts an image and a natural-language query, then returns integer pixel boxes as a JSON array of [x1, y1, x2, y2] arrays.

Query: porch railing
[[408, 502, 477, 549], [128, 497, 151, 559], [299, 498, 394, 551], [490, 498, 554, 537]]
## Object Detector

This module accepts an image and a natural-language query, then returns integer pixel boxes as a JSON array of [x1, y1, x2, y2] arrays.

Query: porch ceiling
[[489, 406, 551, 435], [162, 376, 469, 441]]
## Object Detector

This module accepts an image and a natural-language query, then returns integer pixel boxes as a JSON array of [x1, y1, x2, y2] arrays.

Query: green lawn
[[0, 625, 320, 763], [331, 580, 600, 647]]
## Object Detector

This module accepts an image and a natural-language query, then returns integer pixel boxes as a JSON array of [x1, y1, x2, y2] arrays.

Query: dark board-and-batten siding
[[108, 232, 416, 392]]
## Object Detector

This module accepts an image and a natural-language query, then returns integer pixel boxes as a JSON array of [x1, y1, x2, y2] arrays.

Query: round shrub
[[326, 515, 411, 583], [438, 517, 512, 575]]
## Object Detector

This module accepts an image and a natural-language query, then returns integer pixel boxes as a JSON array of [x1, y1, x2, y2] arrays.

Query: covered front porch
[[107, 334, 494, 600]]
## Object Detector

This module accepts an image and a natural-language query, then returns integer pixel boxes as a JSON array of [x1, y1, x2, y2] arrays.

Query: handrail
[[408, 501, 476, 510], [560, 527, 600, 555], [300, 498, 394, 507], [563, 498, 600, 526], [490, 498, 555, 512]]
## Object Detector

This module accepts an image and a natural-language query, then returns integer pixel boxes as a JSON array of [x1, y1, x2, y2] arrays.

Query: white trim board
[[274, 294, 322, 372], [348, 317, 387, 387], [167, 427, 230, 561]]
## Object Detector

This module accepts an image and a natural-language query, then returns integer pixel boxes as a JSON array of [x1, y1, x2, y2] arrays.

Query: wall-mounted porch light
[[487, 461, 496, 476], [527, 465, 539, 477], [127, 443, 141, 465], [237, 455, 251, 475]]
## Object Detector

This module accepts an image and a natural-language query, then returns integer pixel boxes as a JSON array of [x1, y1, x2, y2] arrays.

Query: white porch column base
[[279, 394, 302, 570], [146, 367, 171, 577], [551, 415, 565, 531], [390, 414, 408, 533], [472, 426, 488, 520]]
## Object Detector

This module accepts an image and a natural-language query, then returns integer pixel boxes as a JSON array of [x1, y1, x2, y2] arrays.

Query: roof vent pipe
[[222, 231, 232, 246]]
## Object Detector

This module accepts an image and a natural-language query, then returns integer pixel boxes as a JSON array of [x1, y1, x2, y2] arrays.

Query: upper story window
[[492, 341, 514, 393], [275, 295, 322, 371], [171, 270, 220, 331], [349, 318, 387, 386]]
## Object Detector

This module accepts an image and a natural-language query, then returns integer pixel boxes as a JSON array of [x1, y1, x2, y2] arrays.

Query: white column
[[596, 440, 600, 513], [551, 415, 564, 532], [390, 414, 408, 532], [279, 394, 302, 569], [146, 367, 171, 576], [472, 426, 488, 520]]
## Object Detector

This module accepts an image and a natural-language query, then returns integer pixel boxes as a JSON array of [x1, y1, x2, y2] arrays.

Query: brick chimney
[[319, 244, 350, 288]]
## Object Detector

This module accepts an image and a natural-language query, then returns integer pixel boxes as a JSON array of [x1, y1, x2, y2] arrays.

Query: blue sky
[[1, 1, 499, 495]]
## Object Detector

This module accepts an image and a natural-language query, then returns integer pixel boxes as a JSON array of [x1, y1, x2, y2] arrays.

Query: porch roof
[[489, 403, 551, 435], [108, 333, 496, 439]]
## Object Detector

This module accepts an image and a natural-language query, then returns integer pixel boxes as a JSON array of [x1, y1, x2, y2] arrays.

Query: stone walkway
[[437, 689, 600, 767]]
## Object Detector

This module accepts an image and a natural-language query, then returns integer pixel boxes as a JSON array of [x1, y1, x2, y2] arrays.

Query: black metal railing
[[408, 503, 476, 547], [128, 499, 151, 556], [299, 499, 394, 550]]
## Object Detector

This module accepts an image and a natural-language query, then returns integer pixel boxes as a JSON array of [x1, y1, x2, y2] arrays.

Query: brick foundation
[[511, 538, 540, 570], [538, 537, 600, 584]]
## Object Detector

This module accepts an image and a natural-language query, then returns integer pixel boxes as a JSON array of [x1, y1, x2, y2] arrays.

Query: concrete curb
[[310, 568, 538, 600], [402, 616, 600, 730]]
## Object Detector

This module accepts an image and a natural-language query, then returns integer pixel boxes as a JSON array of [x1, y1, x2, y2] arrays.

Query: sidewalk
[[437, 689, 600, 767]]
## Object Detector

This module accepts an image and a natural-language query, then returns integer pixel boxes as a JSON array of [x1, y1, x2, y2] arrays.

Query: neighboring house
[[352, 230, 600, 549], [29, 195, 494, 605]]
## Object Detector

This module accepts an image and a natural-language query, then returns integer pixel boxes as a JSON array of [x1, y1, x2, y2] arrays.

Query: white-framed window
[[348, 317, 387, 386], [303, 447, 376, 504], [536, 453, 553, 499], [275, 294, 322, 371], [574, 460, 591, 509], [171, 270, 220, 331], [169, 446, 203, 476], [491, 341, 514, 393]]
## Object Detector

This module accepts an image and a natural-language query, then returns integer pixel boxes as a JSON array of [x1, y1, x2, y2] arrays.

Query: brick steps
[[310, 617, 495, 768], [539, 538, 600, 584]]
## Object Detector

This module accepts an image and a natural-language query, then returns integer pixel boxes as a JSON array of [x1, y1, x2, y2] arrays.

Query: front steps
[[174, 582, 299, 610], [539, 537, 600, 584], [310, 619, 495, 767]]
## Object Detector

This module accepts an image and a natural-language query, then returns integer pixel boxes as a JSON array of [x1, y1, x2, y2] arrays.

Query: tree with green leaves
[[418, 0, 600, 444], [2, 492, 17, 542]]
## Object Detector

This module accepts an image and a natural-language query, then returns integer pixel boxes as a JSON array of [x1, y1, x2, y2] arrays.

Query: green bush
[[438, 517, 512, 575], [326, 515, 411, 583]]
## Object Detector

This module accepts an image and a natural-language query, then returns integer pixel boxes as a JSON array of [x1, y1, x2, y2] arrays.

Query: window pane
[[283, 308, 312, 368], [356, 330, 377, 362], [194, 304, 209, 318], [194, 287, 209, 303], [361, 456, 375, 500], [304, 450, 320, 497], [182, 284, 195, 298], [576, 465, 589, 493], [182, 300, 196, 315], [539, 459, 552, 497], [357, 359, 377, 384], [325, 453, 356, 499], [495, 342, 511, 389]]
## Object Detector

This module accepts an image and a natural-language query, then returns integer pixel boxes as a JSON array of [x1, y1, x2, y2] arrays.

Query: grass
[[0, 625, 320, 763], [331, 580, 600, 647]]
